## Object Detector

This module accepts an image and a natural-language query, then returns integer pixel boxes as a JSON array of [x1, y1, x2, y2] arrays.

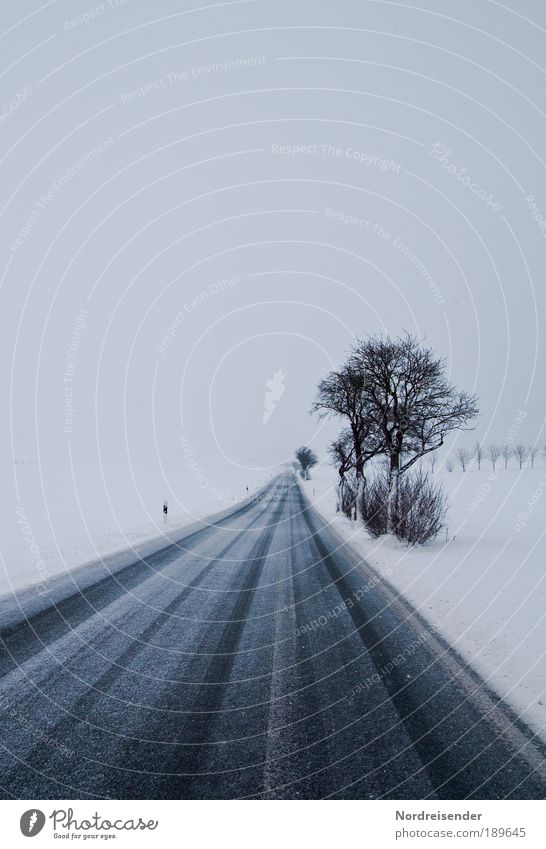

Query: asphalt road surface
[[0, 472, 544, 799]]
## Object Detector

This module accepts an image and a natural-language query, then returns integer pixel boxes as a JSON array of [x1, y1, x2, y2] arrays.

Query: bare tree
[[446, 458, 454, 472], [328, 429, 354, 483], [513, 444, 528, 470], [312, 363, 384, 511], [487, 443, 500, 471], [427, 453, 437, 472], [295, 446, 318, 479], [528, 445, 539, 469], [455, 447, 471, 472], [328, 430, 356, 517], [501, 444, 513, 469], [314, 333, 478, 532], [473, 441, 484, 470]]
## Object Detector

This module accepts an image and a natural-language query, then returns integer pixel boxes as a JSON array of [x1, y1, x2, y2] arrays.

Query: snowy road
[[0, 472, 544, 799]]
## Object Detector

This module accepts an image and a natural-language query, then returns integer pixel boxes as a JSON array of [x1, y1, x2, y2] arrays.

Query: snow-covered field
[[301, 461, 546, 739], [1, 458, 271, 598]]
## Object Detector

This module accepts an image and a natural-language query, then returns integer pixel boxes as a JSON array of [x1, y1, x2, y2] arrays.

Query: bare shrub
[[360, 469, 388, 537], [338, 471, 358, 519], [361, 468, 447, 544], [396, 469, 448, 544]]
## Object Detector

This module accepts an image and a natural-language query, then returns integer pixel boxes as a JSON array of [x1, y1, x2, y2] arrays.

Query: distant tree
[[473, 441, 484, 470], [295, 446, 318, 479], [427, 453, 437, 472], [487, 444, 501, 471], [501, 444, 513, 469], [455, 447, 471, 472], [528, 445, 539, 469], [446, 457, 454, 472], [513, 444, 528, 470]]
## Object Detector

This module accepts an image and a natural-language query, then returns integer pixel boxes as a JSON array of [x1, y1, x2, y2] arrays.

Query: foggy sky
[[2, 0, 545, 496]]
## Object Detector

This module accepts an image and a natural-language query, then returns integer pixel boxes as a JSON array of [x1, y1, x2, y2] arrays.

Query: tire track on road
[[298, 485, 546, 799], [0, 487, 278, 678], [0, 485, 284, 797], [149, 495, 287, 798]]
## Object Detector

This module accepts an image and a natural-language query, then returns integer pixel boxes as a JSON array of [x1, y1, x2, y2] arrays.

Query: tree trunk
[[352, 424, 365, 520], [355, 473, 365, 520], [337, 469, 344, 513], [386, 455, 400, 535]]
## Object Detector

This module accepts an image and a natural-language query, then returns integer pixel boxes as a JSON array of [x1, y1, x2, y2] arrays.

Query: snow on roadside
[[1, 458, 273, 598], [301, 462, 546, 739]]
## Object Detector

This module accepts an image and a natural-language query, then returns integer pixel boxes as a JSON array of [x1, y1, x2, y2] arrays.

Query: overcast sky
[[2, 0, 545, 501]]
